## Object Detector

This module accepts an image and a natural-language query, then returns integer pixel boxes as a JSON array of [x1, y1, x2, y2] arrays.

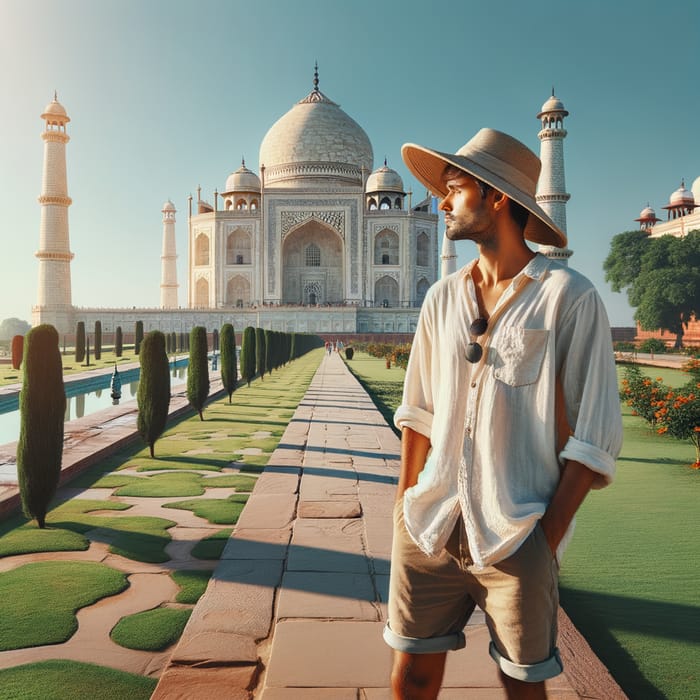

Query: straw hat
[[401, 128, 567, 248]]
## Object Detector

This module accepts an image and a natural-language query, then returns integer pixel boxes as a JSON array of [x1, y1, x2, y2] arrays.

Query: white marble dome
[[162, 200, 176, 211], [366, 162, 404, 193], [224, 161, 261, 193], [259, 85, 373, 188], [537, 94, 568, 117], [638, 205, 657, 220], [668, 181, 695, 207]]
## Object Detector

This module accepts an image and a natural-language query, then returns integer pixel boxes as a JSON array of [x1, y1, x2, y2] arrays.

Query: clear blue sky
[[1, 0, 698, 327]]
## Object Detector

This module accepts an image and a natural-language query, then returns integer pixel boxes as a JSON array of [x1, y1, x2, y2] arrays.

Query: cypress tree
[[212, 328, 219, 352], [220, 323, 237, 403], [255, 327, 266, 380], [240, 326, 256, 387], [75, 321, 85, 363], [134, 320, 144, 355], [289, 332, 297, 362], [11, 335, 23, 370], [137, 331, 171, 458], [187, 326, 209, 420], [165, 332, 172, 354], [171, 331, 177, 354], [264, 329, 273, 375], [17, 325, 65, 529], [85, 336, 91, 366], [115, 326, 123, 357], [94, 320, 102, 360]]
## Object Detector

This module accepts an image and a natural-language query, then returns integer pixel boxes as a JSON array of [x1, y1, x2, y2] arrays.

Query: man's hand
[[397, 427, 431, 501]]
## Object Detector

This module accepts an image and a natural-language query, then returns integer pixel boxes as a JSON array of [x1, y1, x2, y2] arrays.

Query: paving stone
[[185, 559, 283, 639], [234, 494, 296, 530], [221, 529, 290, 560], [260, 689, 358, 699], [288, 519, 368, 573], [298, 500, 361, 518], [152, 666, 255, 699], [171, 631, 258, 665], [251, 470, 300, 495], [264, 621, 391, 688], [277, 572, 378, 621]]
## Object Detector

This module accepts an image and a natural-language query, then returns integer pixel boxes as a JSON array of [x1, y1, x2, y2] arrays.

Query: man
[[383, 129, 623, 699]]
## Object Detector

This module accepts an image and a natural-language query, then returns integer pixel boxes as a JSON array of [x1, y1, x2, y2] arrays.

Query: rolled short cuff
[[489, 642, 563, 682], [383, 623, 466, 654]]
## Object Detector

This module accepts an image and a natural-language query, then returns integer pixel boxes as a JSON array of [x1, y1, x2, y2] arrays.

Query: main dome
[[259, 81, 373, 188]]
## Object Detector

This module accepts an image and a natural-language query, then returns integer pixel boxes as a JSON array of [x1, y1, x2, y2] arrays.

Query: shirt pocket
[[492, 327, 549, 387]]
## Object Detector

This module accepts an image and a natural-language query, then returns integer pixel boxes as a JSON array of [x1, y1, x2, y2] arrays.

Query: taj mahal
[[32, 72, 576, 338]]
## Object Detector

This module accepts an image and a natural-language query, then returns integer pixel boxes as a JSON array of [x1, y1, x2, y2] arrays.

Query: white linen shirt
[[394, 253, 623, 568]]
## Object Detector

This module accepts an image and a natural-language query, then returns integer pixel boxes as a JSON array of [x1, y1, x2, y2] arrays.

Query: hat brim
[[401, 143, 567, 249]]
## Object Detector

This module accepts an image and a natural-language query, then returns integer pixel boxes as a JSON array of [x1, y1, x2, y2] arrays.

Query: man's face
[[439, 171, 495, 244]]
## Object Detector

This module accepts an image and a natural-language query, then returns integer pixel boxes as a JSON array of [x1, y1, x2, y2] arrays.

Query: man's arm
[[396, 426, 431, 502], [539, 460, 597, 555]]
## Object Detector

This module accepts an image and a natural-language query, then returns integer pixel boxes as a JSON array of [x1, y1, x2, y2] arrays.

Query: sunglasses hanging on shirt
[[466, 317, 488, 363]]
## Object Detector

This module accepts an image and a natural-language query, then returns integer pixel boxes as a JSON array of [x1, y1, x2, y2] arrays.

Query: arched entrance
[[282, 220, 344, 304]]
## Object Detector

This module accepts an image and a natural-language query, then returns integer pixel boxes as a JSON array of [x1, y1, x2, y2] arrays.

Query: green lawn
[[349, 353, 699, 700], [110, 607, 192, 651], [0, 661, 156, 699]]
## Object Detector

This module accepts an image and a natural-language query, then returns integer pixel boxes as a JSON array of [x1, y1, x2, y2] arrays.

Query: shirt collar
[[461, 252, 551, 284]]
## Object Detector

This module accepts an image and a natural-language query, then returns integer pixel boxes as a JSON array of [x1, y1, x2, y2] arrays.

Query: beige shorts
[[383, 500, 563, 682]]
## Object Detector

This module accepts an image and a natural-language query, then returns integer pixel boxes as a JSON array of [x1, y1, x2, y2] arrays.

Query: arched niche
[[195, 233, 210, 266], [194, 277, 209, 307], [375, 275, 399, 307], [374, 229, 399, 265], [226, 274, 251, 307], [226, 228, 252, 265]]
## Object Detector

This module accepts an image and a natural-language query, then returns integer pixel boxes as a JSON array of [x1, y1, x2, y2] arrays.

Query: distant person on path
[[384, 129, 623, 699]]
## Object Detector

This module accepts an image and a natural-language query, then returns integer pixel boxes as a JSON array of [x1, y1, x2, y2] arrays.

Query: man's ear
[[492, 191, 509, 212]]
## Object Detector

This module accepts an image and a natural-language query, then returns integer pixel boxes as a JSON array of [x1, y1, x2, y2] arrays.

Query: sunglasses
[[466, 317, 488, 363]]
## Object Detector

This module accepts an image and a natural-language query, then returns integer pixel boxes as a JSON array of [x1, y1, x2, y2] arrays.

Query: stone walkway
[[153, 353, 627, 699]]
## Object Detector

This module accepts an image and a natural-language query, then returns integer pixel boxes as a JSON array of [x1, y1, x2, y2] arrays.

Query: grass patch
[[110, 607, 192, 651], [190, 528, 233, 559], [0, 660, 156, 699], [163, 494, 249, 525], [171, 569, 213, 603], [343, 352, 404, 435], [0, 562, 128, 651]]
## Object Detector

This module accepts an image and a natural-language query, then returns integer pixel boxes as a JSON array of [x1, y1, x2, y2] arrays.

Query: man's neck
[[475, 239, 535, 288]]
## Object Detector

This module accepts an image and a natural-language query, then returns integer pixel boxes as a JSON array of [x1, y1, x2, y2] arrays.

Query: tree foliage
[[16, 325, 66, 528], [94, 321, 102, 360], [11, 335, 23, 370], [137, 331, 171, 458], [255, 327, 266, 379], [134, 321, 144, 355], [240, 326, 256, 387], [604, 230, 700, 347], [0, 317, 30, 341], [75, 321, 86, 363], [187, 326, 209, 420], [220, 323, 237, 403], [115, 326, 123, 357]]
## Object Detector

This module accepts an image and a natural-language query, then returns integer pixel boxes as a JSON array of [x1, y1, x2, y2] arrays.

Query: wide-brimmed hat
[[401, 128, 567, 248]]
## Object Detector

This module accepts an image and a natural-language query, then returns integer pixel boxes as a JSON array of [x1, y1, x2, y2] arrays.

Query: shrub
[[134, 321, 144, 355], [255, 327, 266, 380], [681, 357, 700, 383], [75, 321, 85, 363], [115, 326, 123, 357], [639, 338, 666, 355], [16, 325, 66, 528], [240, 326, 256, 387], [345, 347, 354, 360], [11, 335, 23, 370], [187, 326, 210, 420], [94, 320, 102, 360], [613, 341, 636, 353], [137, 331, 171, 458], [220, 323, 237, 403]]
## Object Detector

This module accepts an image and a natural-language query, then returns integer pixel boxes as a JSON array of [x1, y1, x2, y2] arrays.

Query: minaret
[[33, 93, 74, 333], [536, 90, 573, 264], [160, 200, 178, 308]]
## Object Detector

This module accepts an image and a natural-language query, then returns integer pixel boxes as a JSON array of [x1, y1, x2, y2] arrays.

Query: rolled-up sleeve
[[557, 289, 623, 488], [394, 294, 435, 439]]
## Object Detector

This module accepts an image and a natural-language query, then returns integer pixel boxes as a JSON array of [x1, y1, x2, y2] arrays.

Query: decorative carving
[[281, 210, 345, 238], [375, 270, 400, 283], [374, 223, 399, 234]]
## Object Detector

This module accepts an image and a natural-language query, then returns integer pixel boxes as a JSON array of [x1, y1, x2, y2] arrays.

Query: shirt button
[[471, 382, 477, 388], [466, 426, 472, 435]]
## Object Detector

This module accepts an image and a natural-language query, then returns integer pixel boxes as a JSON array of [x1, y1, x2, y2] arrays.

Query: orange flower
[[657, 426, 668, 434]]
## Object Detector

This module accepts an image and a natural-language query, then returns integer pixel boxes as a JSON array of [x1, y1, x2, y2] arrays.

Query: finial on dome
[[313, 61, 319, 92], [242, 156, 246, 167], [54, 90, 58, 102], [551, 86, 555, 97], [384, 157, 387, 167]]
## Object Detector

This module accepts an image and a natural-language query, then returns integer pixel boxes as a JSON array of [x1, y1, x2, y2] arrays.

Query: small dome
[[668, 181, 695, 207], [537, 92, 568, 119], [366, 162, 404, 193], [223, 161, 261, 193], [162, 200, 176, 212], [635, 205, 657, 221], [41, 94, 70, 124], [692, 176, 700, 205]]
